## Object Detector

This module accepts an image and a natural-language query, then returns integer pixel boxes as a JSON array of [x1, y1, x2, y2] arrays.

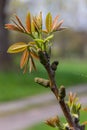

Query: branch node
[[59, 85, 66, 100], [51, 61, 59, 71]]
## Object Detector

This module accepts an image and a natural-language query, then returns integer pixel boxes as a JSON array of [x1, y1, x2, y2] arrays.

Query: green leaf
[[31, 21, 35, 33], [77, 103, 81, 111], [34, 39, 44, 43], [46, 12, 52, 33], [44, 34, 54, 43], [7, 42, 28, 53]]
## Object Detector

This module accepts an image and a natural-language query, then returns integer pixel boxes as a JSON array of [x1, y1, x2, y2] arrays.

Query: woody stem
[[38, 50, 77, 130]]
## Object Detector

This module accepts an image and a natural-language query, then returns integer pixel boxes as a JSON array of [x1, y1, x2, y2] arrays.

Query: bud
[[45, 116, 60, 128], [59, 85, 66, 100], [51, 61, 59, 71], [34, 77, 50, 87]]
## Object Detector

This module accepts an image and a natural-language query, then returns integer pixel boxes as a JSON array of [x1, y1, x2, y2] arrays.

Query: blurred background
[[0, 0, 87, 130]]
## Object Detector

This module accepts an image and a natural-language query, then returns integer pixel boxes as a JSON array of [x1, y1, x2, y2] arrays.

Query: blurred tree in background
[[0, 0, 13, 71]]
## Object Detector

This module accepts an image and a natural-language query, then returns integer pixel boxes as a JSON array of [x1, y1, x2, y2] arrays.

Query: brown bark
[[0, 0, 13, 71]]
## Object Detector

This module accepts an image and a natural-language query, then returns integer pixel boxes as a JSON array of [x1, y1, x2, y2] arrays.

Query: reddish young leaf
[[11, 19, 24, 32], [20, 49, 29, 69], [57, 27, 66, 31], [29, 56, 36, 73], [37, 11, 42, 30], [26, 12, 31, 32], [23, 62, 28, 74], [54, 20, 64, 31], [45, 116, 60, 128], [15, 15, 26, 32], [31, 51, 39, 59], [52, 15, 59, 31], [33, 16, 39, 31], [5, 24, 22, 32]]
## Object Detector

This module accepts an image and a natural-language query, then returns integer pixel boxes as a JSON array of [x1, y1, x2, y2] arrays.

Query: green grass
[[28, 111, 87, 130], [0, 71, 47, 102], [0, 59, 87, 102], [56, 59, 87, 87]]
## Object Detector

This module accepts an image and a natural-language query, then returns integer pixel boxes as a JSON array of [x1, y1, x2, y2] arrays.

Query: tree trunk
[[0, 0, 13, 71]]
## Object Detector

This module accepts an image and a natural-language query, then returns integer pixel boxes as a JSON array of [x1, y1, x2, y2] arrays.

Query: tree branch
[[38, 50, 77, 130]]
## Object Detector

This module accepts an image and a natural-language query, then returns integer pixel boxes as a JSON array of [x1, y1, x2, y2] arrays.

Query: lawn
[[0, 59, 87, 102], [28, 111, 87, 130]]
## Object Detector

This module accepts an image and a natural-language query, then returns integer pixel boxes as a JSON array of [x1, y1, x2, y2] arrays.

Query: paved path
[[0, 84, 87, 130]]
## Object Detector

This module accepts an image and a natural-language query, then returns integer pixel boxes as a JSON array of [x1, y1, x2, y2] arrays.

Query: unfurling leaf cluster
[[5, 12, 64, 73], [45, 92, 87, 130], [66, 92, 81, 119]]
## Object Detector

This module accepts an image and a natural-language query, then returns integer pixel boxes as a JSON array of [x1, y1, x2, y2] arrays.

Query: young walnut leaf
[[33, 17, 39, 31], [33, 12, 42, 32], [26, 12, 31, 33], [31, 52, 39, 59], [39, 11, 42, 29], [20, 49, 29, 69], [52, 15, 59, 31], [15, 15, 26, 32], [46, 12, 52, 33], [5, 24, 23, 32], [54, 20, 64, 31], [29, 56, 36, 73], [7, 42, 28, 53], [31, 20, 35, 33], [45, 116, 60, 128]]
